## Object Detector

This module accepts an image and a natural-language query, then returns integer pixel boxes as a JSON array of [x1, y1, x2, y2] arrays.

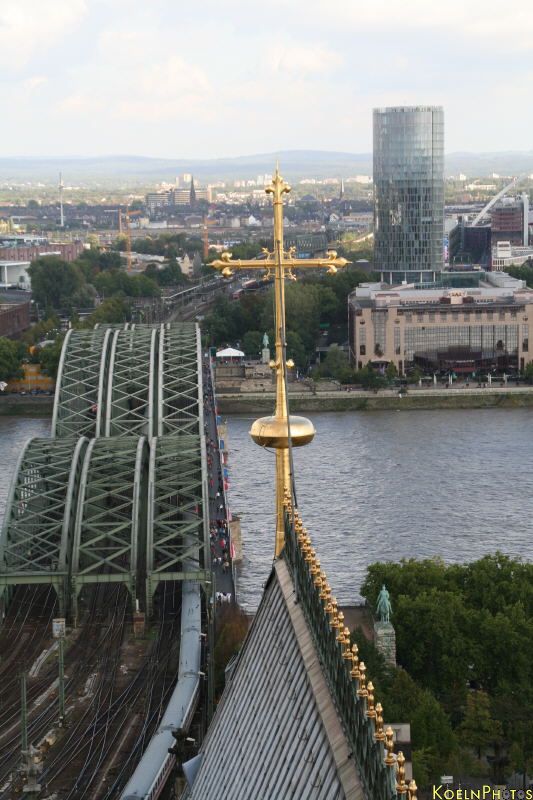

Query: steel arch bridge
[[0, 322, 210, 621], [71, 436, 149, 619], [146, 434, 207, 616], [0, 437, 88, 614]]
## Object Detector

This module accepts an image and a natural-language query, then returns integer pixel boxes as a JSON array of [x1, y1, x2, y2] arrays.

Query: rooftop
[[350, 272, 533, 311]]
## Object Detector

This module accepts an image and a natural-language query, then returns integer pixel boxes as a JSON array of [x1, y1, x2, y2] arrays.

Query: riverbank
[[0, 396, 53, 416], [217, 386, 533, 413], [3, 386, 533, 417]]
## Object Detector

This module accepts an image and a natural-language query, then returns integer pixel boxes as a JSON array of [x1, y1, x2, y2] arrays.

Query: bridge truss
[[105, 325, 157, 438], [52, 327, 113, 439], [159, 322, 201, 435], [0, 437, 88, 614], [1, 322, 210, 621], [71, 436, 149, 620], [146, 435, 208, 615]]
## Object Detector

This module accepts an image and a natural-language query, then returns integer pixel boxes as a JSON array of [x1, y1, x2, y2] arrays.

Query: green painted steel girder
[[146, 435, 208, 615], [52, 328, 112, 439], [105, 325, 157, 438], [158, 322, 200, 436], [71, 436, 149, 619], [0, 437, 88, 614]]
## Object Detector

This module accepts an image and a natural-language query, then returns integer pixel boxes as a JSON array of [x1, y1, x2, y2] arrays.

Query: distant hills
[[1, 150, 533, 184]]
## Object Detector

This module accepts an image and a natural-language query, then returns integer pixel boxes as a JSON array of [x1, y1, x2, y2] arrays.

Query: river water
[[226, 409, 533, 611], [0, 411, 532, 612]]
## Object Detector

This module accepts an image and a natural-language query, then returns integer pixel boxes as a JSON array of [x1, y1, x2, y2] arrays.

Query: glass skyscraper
[[373, 106, 444, 283]]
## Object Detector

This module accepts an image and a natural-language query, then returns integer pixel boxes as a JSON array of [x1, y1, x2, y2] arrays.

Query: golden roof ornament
[[384, 726, 395, 766], [374, 702, 385, 741], [211, 165, 348, 556], [366, 681, 376, 719], [350, 643, 360, 680], [357, 661, 368, 698], [396, 751, 408, 795]]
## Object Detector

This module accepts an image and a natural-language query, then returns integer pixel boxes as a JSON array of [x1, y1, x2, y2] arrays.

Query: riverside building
[[373, 106, 445, 284], [348, 272, 533, 375]]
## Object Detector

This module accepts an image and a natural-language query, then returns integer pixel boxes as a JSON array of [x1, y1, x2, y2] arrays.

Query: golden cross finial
[[211, 165, 348, 556]]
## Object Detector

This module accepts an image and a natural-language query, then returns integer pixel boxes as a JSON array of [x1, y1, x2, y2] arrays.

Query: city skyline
[[2, 0, 533, 158]]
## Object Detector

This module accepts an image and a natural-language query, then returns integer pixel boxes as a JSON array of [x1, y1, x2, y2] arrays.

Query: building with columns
[[349, 272, 533, 375]]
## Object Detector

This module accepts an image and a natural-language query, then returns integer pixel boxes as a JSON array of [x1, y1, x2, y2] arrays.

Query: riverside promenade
[[217, 383, 533, 413], [3, 383, 533, 416]]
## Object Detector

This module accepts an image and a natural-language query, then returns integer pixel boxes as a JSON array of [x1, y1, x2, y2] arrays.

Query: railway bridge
[[0, 321, 213, 798], [0, 322, 210, 620]]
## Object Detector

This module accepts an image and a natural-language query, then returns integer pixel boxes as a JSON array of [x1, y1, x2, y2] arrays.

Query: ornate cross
[[211, 166, 348, 556]]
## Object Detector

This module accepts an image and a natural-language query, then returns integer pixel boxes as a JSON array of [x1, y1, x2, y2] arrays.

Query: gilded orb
[[249, 415, 315, 449]]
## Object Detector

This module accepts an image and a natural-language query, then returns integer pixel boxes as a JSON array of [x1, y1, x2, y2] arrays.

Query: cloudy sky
[[2, 0, 532, 158]]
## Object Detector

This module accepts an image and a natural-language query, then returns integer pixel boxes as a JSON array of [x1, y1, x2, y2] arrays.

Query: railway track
[[41, 583, 182, 800], [0, 585, 129, 797], [0, 581, 183, 799]]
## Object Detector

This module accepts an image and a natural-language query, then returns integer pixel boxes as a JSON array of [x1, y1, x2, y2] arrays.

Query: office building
[[349, 271, 532, 374], [373, 106, 445, 284], [491, 193, 529, 248], [449, 219, 491, 267]]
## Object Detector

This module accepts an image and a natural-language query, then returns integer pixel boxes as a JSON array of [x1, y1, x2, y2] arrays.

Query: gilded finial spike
[[357, 661, 367, 698], [350, 643, 360, 680], [396, 751, 407, 795], [366, 681, 376, 719], [374, 702, 385, 741], [408, 779, 418, 800], [384, 726, 395, 766]]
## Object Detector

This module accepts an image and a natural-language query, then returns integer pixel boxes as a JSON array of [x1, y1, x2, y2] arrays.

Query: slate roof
[[186, 559, 364, 800]]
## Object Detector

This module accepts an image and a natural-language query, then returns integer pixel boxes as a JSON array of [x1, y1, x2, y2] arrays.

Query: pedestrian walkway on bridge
[[203, 359, 235, 604]]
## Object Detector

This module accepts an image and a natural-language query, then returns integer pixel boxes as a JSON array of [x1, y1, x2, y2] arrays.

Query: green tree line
[[357, 554, 533, 787], [203, 267, 374, 369]]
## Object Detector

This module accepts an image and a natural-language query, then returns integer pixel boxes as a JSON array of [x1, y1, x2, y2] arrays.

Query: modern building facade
[[373, 106, 445, 284], [0, 261, 31, 290], [491, 193, 529, 248], [349, 272, 533, 374]]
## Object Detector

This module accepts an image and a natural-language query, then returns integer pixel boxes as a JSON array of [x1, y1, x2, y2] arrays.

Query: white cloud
[[0, 0, 87, 68], [2, 0, 533, 155], [266, 40, 342, 76], [22, 75, 48, 92]]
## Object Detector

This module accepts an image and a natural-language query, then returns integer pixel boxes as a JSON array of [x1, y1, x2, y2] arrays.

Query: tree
[[524, 362, 533, 384], [357, 365, 387, 391], [0, 338, 25, 381], [23, 316, 61, 346], [39, 338, 64, 379], [98, 251, 122, 271], [87, 298, 130, 325], [286, 331, 308, 370], [459, 691, 502, 759], [314, 345, 354, 383], [406, 366, 423, 384], [92, 269, 160, 298], [242, 331, 262, 358], [385, 362, 398, 382], [28, 257, 86, 310]]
